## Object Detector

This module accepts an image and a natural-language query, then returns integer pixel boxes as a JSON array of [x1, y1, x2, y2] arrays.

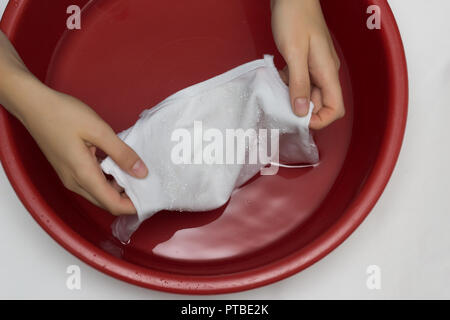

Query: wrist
[[0, 67, 52, 126]]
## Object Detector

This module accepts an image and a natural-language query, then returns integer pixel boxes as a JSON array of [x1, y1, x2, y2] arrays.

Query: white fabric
[[100, 54, 319, 242]]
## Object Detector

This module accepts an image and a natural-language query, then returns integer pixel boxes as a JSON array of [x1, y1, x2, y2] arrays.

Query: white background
[[0, 0, 449, 299]]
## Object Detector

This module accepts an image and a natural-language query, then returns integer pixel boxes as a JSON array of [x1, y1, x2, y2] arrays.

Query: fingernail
[[294, 98, 309, 117], [131, 159, 148, 178]]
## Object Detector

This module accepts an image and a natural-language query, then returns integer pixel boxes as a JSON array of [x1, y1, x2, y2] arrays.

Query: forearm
[[0, 30, 49, 125]]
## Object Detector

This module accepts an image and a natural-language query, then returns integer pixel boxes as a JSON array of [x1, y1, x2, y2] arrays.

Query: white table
[[1, 0, 449, 299]]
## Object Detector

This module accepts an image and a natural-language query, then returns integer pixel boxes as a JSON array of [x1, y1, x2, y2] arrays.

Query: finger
[[105, 177, 130, 200], [310, 86, 323, 114], [309, 46, 345, 130], [109, 178, 124, 193], [73, 146, 137, 215], [89, 125, 148, 179], [331, 47, 340, 70], [81, 171, 137, 215], [88, 144, 96, 157], [309, 76, 344, 130], [278, 66, 289, 85], [71, 183, 105, 209], [85, 142, 103, 164], [329, 39, 341, 70], [285, 45, 311, 117], [309, 75, 345, 130]]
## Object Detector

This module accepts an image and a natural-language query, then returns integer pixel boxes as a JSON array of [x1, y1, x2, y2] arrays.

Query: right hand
[[20, 83, 148, 216], [271, 0, 345, 130]]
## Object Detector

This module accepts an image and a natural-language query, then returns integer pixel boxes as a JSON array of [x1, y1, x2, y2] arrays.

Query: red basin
[[0, 0, 407, 294]]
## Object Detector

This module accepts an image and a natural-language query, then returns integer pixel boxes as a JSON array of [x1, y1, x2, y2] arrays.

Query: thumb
[[286, 54, 311, 117], [95, 128, 148, 179]]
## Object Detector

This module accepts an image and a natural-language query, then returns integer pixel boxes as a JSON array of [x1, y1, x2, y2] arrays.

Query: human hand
[[16, 79, 148, 215], [0, 30, 147, 215], [271, 0, 345, 130]]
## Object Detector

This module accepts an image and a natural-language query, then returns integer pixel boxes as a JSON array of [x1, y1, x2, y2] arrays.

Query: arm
[[271, 0, 345, 129], [0, 30, 148, 215]]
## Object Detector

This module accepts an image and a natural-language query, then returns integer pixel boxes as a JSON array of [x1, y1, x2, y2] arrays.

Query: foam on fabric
[[100, 55, 319, 242]]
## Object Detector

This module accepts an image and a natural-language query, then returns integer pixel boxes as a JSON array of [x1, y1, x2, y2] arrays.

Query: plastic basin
[[0, 0, 407, 294]]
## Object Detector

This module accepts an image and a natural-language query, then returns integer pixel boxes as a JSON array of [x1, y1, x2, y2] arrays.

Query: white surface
[[0, 0, 449, 299]]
